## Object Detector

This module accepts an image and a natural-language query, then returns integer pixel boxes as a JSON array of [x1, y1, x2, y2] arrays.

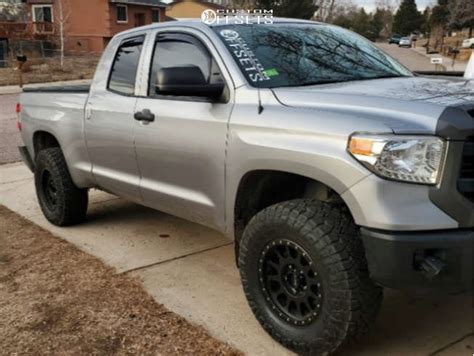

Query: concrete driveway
[[1, 162, 472, 355]]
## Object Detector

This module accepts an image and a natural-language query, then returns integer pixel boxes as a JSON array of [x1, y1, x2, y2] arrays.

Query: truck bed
[[22, 84, 91, 93]]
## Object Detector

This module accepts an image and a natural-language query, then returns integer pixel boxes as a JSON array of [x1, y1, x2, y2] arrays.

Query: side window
[[149, 33, 224, 97], [108, 36, 144, 95]]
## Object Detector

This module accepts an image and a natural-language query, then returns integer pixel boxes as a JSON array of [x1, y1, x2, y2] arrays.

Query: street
[[376, 43, 441, 71]]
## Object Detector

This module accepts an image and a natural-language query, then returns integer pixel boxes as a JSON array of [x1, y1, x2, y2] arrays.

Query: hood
[[272, 76, 474, 134]]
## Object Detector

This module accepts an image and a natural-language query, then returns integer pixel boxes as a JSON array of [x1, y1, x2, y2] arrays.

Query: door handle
[[134, 109, 155, 122]]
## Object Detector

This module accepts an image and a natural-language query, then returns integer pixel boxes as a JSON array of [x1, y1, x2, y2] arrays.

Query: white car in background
[[462, 38, 474, 49], [398, 37, 412, 47]]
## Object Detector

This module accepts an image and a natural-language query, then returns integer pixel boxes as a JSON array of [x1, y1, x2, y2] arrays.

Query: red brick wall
[[109, 4, 165, 35]]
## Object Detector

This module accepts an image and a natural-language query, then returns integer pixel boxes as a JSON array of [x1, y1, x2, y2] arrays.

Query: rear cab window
[[108, 36, 145, 95]]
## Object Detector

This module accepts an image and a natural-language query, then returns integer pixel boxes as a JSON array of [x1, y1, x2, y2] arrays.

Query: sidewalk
[[411, 46, 469, 72], [0, 79, 92, 95]]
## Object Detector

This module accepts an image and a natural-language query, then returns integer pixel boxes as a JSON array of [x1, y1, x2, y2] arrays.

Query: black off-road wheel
[[239, 199, 383, 355], [35, 147, 88, 226]]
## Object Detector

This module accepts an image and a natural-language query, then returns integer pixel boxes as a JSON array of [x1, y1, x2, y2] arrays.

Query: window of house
[[116, 5, 128, 23], [149, 33, 224, 97], [32, 5, 53, 23], [108, 36, 144, 95], [151, 8, 160, 23], [32, 4, 53, 33]]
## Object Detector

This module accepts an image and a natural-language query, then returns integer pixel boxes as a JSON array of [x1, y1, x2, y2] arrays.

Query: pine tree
[[351, 8, 372, 39], [368, 8, 385, 41], [430, 0, 450, 27], [392, 0, 422, 35], [450, 0, 474, 37]]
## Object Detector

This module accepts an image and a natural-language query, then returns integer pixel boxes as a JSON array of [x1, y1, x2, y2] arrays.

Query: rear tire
[[35, 147, 88, 226], [238, 199, 382, 355]]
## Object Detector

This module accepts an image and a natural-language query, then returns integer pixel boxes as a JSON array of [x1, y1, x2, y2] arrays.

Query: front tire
[[35, 147, 88, 226], [238, 199, 382, 355]]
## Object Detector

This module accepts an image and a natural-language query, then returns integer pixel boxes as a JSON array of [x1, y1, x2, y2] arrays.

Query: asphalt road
[[376, 43, 439, 71], [0, 44, 455, 165]]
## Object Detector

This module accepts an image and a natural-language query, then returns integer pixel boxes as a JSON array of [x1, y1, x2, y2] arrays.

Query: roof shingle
[[110, 0, 167, 8]]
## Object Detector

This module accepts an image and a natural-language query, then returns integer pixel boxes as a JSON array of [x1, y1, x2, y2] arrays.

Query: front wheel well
[[234, 170, 346, 251]]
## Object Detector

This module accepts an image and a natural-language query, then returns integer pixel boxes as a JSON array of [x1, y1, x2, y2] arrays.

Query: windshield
[[213, 23, 412, 88]]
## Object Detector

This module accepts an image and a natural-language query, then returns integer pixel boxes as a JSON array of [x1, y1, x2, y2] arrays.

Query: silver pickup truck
[[18, 19, 473, 355]]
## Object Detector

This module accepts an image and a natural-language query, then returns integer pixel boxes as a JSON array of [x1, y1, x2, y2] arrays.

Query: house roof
[[110, 0, 167, 8], [168, 0, 227, 10]]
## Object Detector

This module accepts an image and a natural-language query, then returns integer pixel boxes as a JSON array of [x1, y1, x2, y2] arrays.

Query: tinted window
[[108, 36, 144, 95], [214, 24, 412, 88], [149, 33, 223, 96]]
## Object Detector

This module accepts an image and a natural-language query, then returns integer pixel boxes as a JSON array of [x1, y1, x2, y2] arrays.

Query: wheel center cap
[[283, 265, 306, 296]]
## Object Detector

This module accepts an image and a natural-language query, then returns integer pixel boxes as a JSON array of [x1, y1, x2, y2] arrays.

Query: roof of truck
[[115, 17, 322, 37]]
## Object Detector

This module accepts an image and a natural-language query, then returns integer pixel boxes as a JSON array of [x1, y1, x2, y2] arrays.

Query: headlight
[[348, 134, 445, 185]]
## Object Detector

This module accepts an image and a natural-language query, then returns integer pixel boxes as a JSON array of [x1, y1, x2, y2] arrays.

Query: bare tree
[[375, 0, 399, 13], [56, 0, 71, 68], [314, 0, 354, 22], [229, 0, 257, 8]]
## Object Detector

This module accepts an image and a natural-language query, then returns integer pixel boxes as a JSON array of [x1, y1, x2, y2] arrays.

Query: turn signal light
[[348, 137, 375, 156], [16, 103, 21, 113]]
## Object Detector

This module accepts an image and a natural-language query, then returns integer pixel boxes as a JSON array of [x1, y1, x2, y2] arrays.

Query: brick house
[[166, 0, 226, 19], [27, 0, 168, 53], [0, 0, 167, 61]]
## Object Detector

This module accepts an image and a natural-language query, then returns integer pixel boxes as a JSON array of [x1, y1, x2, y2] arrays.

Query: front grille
[[458, 138, 474, 202]]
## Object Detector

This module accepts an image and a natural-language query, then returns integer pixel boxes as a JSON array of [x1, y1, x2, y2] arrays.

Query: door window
[[149, 33, 224, 98], [108, 36, 144, 95]]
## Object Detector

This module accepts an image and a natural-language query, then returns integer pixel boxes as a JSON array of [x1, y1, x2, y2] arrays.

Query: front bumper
[[361, 227, 473, 294]]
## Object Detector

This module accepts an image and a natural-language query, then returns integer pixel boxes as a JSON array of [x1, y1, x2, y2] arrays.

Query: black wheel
[[239, 199, 383, 355], [35, 147, 88, 226]]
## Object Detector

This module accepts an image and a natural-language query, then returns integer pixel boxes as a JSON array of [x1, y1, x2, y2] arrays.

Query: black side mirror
[[156, 66, 225, 99]]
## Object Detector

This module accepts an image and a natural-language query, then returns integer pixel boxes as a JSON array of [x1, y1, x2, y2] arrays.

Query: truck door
[[133, 30, 234, 230], [85, 35, 144, 201]]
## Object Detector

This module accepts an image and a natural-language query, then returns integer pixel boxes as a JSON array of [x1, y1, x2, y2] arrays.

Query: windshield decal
[[263, 68, 279, 77], [219, 29, 271, 83]]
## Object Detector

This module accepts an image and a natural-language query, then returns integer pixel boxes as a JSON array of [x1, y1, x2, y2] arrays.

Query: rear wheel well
[[234, 170, 345, 250], [33, 131, 60, 158]]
